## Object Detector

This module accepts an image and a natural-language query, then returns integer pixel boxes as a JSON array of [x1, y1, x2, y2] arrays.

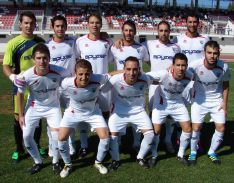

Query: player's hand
[[218, 102, 227, 117], [9, 74, 16, 83], [114, 38, 124, 50], [19, 116, 25, 129], [14, 74, 26, 87]]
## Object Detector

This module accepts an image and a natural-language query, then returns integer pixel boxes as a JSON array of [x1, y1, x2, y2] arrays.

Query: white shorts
[[24, 106, 61, 129], [152, 99, 190, 124], [191, 100, 225, 124], [148, 85, 160, 111], [60, 107, 108, 129], [98, 90, 111, 112], [108, 110, 153, 134]]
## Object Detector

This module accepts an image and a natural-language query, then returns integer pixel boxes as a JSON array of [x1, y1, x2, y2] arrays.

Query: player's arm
[[220, 81, 229, 117], [3, 64, 15, 81], [17, 91, 25, 128]]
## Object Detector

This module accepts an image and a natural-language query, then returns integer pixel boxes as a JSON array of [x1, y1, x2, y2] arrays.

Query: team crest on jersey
[[52, 78, 57, 82], [120, 85, 124, 90], [139, 85, 144, 90], [85, 44, 89, 47], [199, 71, 204, 75], [92, 88, 96, 93], [215, 72, 221, 78], [200, 40, 204, 44], [52, 46, 56, 50], [183, 40, 187, 43], [156, 45, 159, 48], [73, 91, 77, 95], [169, 82, 172, 86], [136, 48, 141, 53]]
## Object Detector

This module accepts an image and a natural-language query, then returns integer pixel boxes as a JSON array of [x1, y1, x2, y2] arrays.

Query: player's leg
[[94, 127, 110, 174], [77, 122, 89, 158], [207, 105, 226, 165], [164, 117, 175, 154], [188, 102, 207, 165], [23, 108, 43, 174]]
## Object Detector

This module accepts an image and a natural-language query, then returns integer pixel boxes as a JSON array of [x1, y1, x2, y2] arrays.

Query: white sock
[[165, 122, 174, 144], [132, 126, 141, 148], [51, 131, 59, 164], [23, 127, 42, 164], [177, 131, 191, 158], [190, 131, 200, 154], [68, 129, 76, 148], [58, 140, 71, 164], [47, 126, 52, 152], [96, 138, 110, 162], [137, 131, 154, 159], [151, 133, 160, 158], [208, 130, 224, 155], [110, 136, 120, 161]]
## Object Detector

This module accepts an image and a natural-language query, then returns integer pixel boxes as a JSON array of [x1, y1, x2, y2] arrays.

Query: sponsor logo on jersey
[[182, 50, 202, 55], [24, 55, 32, 60], [153, 55, 173, 60], [85, 54, 106, 60], [52, 55, 72, 62], [119, 60, 125, 64]]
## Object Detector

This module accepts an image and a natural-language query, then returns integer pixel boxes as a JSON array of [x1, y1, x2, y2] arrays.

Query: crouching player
[[106, 56, 155, 170], [58, 59, 110, 178], [188, 41, 231, 165], [147, 53, 193, 167], [17, 43, 63, 174]]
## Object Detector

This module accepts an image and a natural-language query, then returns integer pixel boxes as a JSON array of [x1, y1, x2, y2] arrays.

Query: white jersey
[[46, 36, 78, 77], [175, 33, 209, 64], [145, 40, 180, 71], [76, 34, 113, 74], [111, 42, 149, 70], [104, 73, 151, 115], [147, 69, 193, 103], [61, 74, 109, 116], [189, 59, 231, 103], [18, 64, 64, 107]]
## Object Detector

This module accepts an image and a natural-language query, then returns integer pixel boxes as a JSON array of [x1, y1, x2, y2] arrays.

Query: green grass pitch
[[0, 64, 234, 183]]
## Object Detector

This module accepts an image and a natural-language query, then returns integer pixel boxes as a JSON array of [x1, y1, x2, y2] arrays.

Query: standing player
[[76, 13, 113, 157], [46, 15, 78, 156], [107, 57, 154, 170], [58, 59, 110, 177], [17, 43, 63, 174], [148, 53, 193, 167], [145, 21, 181, 154], [111, 19, 149, 151], [3, 11, 45, 162], [188, 41, 231, 165], [175, 12, 209, 65]]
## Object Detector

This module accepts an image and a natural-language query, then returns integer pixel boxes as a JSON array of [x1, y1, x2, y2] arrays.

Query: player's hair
[[122, 20, 136, 33], [19, 11, 36, 23], [124, 56, 140, 67], [75, 59, 92, 72], [51, 15, 67, 27], [32, 43, 50, 59], [158, 20, 171, 30], [186, 12, 199, 22], [173, 53, 188, 65], [204, 40, 220, 52], [87, 13, 102, 24]]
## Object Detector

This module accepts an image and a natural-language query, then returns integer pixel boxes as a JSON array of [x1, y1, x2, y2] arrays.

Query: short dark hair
[[32, 43, 50, 59], [204, 40, 220, 52], [158, 20, 171, 30], [173, 53, 188, 65], [19, 11, 36, 23], [124, 56, 140, 67], [186, 12, 199, 22], [51, 15, 67, 27], [75, 59, 92, 72], [88, 13, 102, 24], [122, 20, 136, 33]]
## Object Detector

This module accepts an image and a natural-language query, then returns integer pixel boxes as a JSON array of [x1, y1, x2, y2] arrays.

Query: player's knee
[[143, 130, 154, 143], [182, 124, 191, 133], [216, 125, 225, 133], [192, 124, 202, 132]]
